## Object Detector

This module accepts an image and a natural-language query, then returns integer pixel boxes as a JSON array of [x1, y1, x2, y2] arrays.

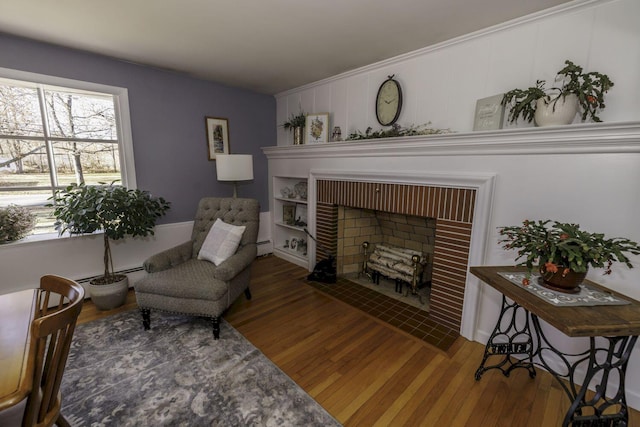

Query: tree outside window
[[0, 77, 125, 236]]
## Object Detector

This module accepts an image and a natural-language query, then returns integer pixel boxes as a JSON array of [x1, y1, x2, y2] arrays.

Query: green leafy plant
[[282, 110, 306, 131], [498, 220, 640, 279], [502, 60, 614, 124], [0, 204, 36, 243], [50, 182, 171, 284], [346, 123, 452, 140]]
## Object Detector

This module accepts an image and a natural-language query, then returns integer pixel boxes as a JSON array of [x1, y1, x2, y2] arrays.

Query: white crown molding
[[274, 0, 604, 99]]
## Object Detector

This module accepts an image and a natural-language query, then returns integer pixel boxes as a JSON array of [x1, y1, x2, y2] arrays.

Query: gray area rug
[[61, 310, 341, 426]]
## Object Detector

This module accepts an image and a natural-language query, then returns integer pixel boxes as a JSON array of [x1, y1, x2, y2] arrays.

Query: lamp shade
[[216, 154, 254, 181]]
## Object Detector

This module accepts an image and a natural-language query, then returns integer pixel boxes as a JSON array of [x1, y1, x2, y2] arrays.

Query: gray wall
[[0, 32, 275, 223]]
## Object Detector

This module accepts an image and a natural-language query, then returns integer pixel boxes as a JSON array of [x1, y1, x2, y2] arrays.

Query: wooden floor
[[78, 255, 640, 426]]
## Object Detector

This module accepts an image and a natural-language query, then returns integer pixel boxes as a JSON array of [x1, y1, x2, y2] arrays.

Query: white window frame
[[0, 67, 136, 243], [0, 66, 137, 189]]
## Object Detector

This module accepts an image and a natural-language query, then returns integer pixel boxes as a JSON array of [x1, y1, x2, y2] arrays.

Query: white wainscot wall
[[0, 212, 274, 295], [276, 0, 640, 146], [0, 222, 193, 295], [263, 121, 640, 410]]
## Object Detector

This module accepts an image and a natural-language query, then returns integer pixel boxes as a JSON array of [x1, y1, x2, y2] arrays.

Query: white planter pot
[[534, 94, 578, 127], [88, 275, 129, 310]]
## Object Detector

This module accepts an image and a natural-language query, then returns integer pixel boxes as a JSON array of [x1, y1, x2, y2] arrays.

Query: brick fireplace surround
[[315, 180, 476, 331]]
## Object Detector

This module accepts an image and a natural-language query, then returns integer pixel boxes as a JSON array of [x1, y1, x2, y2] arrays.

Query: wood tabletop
[[0, 289, 36, 410], [470, 266, 640, 338]]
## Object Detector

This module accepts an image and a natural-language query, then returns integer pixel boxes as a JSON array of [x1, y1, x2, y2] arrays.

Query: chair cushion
[[135, 259, 228, 301], [197, 218, 246, 266], [191, 198, 259, 256]]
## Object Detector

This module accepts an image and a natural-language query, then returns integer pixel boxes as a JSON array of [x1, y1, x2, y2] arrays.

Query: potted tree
[[50, 182, 170, 309], [498, 220, 640, 293], [502, 60, 614, 126], [282, 109, 306, 145]]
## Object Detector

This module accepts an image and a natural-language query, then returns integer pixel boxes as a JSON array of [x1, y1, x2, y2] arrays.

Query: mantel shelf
[[263, 121, 640, 159]]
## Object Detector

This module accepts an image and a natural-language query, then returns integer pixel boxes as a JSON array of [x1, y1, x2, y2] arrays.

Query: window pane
[[0, 83, 44, 136], [45, 90, 117, 140], [52, 141, 121, 186], [0, 139, 51, 186], [0, 191, 56, 234], [0, 70, 133, 241]]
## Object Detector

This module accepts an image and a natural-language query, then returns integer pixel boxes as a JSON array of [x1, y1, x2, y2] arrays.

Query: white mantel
[[263, 121, 640, 409], [264, 121, 640, 159]]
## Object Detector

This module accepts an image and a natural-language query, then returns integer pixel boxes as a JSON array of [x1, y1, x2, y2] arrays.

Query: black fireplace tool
[[304, 228, 336, 284]]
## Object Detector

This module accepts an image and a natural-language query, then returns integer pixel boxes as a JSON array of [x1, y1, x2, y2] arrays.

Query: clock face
[[376, 78, 403, 126]]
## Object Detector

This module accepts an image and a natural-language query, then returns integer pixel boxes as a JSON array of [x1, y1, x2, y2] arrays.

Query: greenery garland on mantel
[[346, 123, 453, 141]]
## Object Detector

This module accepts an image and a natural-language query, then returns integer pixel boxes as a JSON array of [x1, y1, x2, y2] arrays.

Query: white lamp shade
[[216, 154, 254, 181]]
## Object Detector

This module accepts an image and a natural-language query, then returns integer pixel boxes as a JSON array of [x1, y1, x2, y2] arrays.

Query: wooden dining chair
[[21, 275, 84, 427]]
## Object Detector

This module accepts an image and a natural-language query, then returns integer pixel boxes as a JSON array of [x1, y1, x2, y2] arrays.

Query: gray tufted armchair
[[134, 197, 259, 339]]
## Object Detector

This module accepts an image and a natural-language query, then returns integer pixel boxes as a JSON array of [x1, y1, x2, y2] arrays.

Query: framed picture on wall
[[205, 117, 230, 160], [305, 113, 330, 144]]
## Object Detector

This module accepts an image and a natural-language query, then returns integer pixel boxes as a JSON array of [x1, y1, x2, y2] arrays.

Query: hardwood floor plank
[[336, 341, 424, 421], [77, 255, 640, 426]]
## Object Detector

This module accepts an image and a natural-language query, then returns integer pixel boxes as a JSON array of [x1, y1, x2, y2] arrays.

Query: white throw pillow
[[197, 218, 246, 266]]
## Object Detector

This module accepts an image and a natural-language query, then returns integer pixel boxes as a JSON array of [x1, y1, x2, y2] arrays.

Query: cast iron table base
[[476, 295, 637, 427]]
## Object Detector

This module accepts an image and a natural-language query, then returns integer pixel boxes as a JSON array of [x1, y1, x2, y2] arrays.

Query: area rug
[[61, 310, 341, 427]]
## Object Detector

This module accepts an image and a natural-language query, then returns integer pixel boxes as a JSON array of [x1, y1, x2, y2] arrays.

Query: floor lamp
[[216, 154, 254, 198]]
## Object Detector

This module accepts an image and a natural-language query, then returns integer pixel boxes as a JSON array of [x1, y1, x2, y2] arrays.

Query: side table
[[470, 266, 640, 427]]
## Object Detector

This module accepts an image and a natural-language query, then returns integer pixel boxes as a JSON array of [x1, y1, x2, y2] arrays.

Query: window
[[0, 68, 135, 237]]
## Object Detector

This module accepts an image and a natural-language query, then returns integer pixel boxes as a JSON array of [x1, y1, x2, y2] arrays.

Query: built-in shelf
[[272, 177, 309, 268], [274, 222, 305, 232], [274, 197, 307, 204]]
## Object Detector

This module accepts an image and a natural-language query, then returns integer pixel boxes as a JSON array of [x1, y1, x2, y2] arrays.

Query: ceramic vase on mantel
[[539, 265, 587, 294], [534, 94, 578, 127]]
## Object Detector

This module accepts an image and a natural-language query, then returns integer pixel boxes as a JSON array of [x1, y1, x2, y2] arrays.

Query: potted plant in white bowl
[[502, 60, 614, 126], [498, 220, 640, 293], [50, 182, 170, 309]]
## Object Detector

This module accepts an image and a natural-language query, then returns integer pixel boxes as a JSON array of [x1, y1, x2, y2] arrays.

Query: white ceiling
[[0, 0, 576, 95]]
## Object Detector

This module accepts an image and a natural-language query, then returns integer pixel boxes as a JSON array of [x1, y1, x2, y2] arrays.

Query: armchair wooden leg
[[244, 287, 252, 300], [141, 308, 151, 330], [212, 316, 220, 339]]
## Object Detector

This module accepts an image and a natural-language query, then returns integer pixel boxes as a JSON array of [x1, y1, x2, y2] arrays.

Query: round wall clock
[[375, 75, 403, 126]]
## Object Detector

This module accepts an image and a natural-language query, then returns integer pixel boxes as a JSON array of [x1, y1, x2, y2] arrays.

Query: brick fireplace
[[314, 179, 475, 331]]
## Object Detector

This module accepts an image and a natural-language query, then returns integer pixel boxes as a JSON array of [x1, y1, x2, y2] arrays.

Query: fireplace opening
[[337, 207, 434, 310]]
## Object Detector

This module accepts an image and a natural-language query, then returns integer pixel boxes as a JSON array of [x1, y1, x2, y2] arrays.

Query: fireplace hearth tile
[[306, 277, 458, 352]]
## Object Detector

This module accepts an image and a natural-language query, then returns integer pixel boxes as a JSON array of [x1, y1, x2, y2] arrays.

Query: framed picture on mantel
[[305, 113, 329, 144], [473, 94, 505, 131]]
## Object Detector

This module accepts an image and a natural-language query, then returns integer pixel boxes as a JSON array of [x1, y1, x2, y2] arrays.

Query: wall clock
[[375, 75, 403, 126]]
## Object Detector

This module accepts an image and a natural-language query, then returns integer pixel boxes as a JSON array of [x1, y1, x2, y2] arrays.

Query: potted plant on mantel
[[498, 220, 640, 293], [282, 109, 306, 145], [50, 182, 170, 310], [502, 60, 614, 127]]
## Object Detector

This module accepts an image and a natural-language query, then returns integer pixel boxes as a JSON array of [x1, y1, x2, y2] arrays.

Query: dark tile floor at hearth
[[306, 277, 459, 352]]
